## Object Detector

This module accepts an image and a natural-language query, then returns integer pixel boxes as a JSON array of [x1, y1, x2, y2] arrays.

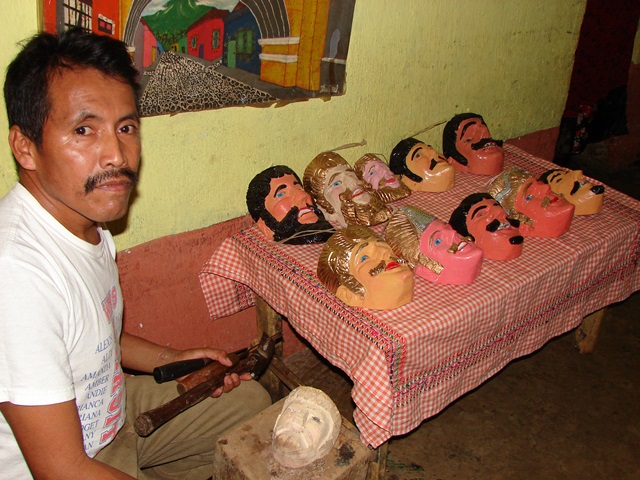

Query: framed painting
[[39, 0, 355, 117]]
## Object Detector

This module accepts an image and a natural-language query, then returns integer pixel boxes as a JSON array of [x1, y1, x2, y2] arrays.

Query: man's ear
[[8, 125, 37, 171], [256, 218, 275, 241], [336, 285, 365, 307]]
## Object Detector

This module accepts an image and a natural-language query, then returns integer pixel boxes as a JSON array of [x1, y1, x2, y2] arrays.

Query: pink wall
[[118, 215, 305, 356]]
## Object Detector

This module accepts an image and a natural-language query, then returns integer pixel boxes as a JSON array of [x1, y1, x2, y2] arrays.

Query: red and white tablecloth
[[199, 145, 640, 447]]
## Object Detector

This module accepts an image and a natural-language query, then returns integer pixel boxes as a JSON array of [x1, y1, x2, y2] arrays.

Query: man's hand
[[165, 347, 252, 397], [120, 332, 252, 398]]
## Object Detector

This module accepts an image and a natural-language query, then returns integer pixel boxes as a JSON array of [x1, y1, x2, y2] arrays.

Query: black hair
[[538, 169, 562, 184], [4, 28, 140, 150], [246, 165, 300, 222], [389, 137, 423, 183], [442, 112, 484, 166], [449, 192, 495, 238]]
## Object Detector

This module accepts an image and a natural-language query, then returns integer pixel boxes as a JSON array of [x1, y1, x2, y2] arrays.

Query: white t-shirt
[[0, 184, 126, 479]]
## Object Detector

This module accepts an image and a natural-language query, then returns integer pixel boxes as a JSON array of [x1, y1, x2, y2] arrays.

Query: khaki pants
[[95, 375, 271, 479]]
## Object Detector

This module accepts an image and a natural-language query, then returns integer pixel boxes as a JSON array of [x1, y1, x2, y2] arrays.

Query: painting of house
[[187, 7, 228, 62], [39, 0, 355, 117], [133, 17, 162, 70], [222, 3, 261, 75]]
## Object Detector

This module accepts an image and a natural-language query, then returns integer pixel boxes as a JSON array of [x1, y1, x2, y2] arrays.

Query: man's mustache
[[85, 168, 139, 194], [471, 138, 503, 150]]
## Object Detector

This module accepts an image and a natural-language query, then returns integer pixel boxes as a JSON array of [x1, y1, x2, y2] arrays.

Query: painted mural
[[40, 0, 355, 117]]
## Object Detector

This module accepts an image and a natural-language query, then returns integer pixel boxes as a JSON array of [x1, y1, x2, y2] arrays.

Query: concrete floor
[[284, 138, 640, 480]]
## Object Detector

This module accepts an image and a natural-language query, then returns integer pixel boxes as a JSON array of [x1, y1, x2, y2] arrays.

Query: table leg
[[366, 441, 388, 480], [255, 296, 286, 400], [575, 308, 606, 354]]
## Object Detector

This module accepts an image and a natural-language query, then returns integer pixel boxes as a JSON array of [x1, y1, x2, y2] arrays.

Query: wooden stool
[[212, 397, 375, 479]]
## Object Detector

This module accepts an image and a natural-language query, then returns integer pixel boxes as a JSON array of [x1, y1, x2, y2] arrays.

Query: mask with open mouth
[[443, 112, 504, 175], [247, 165, 335, 244], [384, 205, 484, 285], [449, 192, 524, 261], [304, 151, 392, 228]]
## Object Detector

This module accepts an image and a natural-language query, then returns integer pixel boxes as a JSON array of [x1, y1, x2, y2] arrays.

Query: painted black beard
[[261, 205, 335, 244]]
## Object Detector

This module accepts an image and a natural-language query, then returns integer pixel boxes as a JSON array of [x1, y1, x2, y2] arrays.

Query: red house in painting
[[41, 0, 118, 38], [133, 17, 161, 70], [187, 8, 228, 61]]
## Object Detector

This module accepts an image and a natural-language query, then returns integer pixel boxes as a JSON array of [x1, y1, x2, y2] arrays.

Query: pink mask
[[417, 219, 484, 284]]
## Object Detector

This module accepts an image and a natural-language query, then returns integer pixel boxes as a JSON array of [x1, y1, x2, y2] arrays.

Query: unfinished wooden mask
[[272, 386, 341, 469]]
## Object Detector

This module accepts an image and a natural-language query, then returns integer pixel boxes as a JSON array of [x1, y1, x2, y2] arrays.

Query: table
[[199, 145, 640, 448]]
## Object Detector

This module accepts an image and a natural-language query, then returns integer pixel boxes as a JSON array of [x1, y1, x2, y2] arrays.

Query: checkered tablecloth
[[199, 145, 640, 447]]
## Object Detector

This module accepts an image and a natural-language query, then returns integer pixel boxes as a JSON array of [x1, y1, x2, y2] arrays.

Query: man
[[353, 153, 411, 203], [0, 29, 269, 479], [317, 225, 414, 310], [442, 112, 504, 175], [303, 151, 391, 228], [485, 167, 575, 237], [389, 137, 455, 192], [539, 168, 605, 215], [449, 193, 524, 261], [384, 206, 484, 285], [246, 165, 334, 244]]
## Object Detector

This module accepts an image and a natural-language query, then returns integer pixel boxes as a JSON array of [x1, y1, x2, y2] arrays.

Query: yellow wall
[[0, 0, 586, 250]]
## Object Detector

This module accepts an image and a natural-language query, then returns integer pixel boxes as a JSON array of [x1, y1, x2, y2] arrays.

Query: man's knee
[[233, 380, 272, 419]]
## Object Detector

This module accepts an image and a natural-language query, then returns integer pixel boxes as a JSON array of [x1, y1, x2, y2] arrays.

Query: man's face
[[466, 198, 523, 261], [16, 67, 140, 240], [264, 174, 318, 224], [514, 178, 575, 237], [545, 169, 604, 215], [345, 236, 414, 310], [405, 143, 455, 192], [454, 117, 504, 175], [361, 159, 400, 189], [323, 164, 371, 209], [418, 219, 483, 284], [321, 164, 392, 228]]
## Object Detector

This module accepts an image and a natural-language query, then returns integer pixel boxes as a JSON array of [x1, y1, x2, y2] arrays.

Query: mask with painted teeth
[[384, 206, 484, 284], [443, 113, 505, 175], [449, 192, 525, 261]]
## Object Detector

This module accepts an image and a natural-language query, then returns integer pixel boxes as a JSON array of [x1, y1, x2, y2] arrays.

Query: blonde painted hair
[[317, 225, 378, 296], [303, 152, 351, 214]]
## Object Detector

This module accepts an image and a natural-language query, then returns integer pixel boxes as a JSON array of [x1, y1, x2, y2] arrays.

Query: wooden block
[[575, 308, 606, 354], [212, 398, 375, 480]]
